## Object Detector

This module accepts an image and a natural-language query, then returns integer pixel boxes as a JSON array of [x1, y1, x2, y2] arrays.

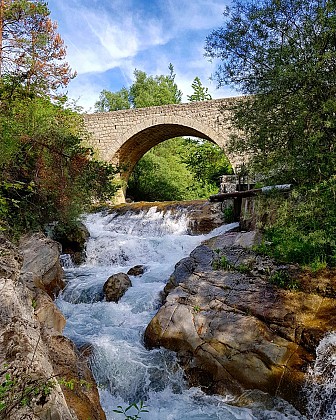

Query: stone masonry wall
[[83, 97, 244, 173]]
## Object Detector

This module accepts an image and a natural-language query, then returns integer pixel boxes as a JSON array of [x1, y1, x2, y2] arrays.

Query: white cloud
[[48, 0, 234, 109], [50, 0, 173, 76]]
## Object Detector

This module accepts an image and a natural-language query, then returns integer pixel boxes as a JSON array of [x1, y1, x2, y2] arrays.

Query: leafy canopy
[[130, 63, 182, 108], [205, 0, 336, 186], [95, 64, 182, 112], [95, 87, 130, 112], [187, 77, 212, 102], [205, 0, 336, 267], [0, 0, 75, 97], [0, 1, 118, 237]]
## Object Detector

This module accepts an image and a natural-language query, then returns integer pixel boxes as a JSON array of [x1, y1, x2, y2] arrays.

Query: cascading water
[[57, 207, 307, 420], [304, 332, 336, 420]]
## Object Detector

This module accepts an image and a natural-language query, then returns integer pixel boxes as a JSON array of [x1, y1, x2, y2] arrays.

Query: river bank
[[0, 234, 105, 420], [144, 229, 336, 416], [1, 201, 335, 419]]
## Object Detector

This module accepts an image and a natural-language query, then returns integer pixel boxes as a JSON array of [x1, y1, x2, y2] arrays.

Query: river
[[56, 207, 333, 419]]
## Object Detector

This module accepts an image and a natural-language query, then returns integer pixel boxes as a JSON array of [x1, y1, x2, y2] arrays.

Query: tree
[[95, 64, 182, 112], [205, 0, 336, 186], [0, 1, 118, 237], [127, 138, 224, 202], [180, 139, 232, 186], [129, 64, 182, 108], [0, 96, 119, 236], [94, 88, 130, 112], [205, 0, 336, 267], [187, 76, 212, 101], [0, 0, 75, 97], [127, 140, 196, 202]]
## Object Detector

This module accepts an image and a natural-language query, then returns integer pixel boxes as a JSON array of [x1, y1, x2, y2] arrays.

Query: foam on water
[[57, 207, 307, 419], [304, 332, 336, 419]]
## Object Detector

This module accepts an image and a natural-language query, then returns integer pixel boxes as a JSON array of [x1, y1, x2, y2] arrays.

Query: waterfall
[[57, 207, 307, 419], [305, 332, 336, 420]]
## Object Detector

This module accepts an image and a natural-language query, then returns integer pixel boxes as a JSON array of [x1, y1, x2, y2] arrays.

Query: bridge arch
[[108, 114, 230, 181], [83, 98, 244, 202]]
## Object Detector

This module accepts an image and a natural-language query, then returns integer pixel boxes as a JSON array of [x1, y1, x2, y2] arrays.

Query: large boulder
[[19, 232, 64, 298], [144, 231, 336, 413], [103, 272, 132, 302], [0, 234, 106, 420], [51, 222, 90, 265]]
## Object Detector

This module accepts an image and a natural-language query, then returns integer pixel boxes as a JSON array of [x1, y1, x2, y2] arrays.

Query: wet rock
[[104, 272, 132, 302], [62, 283, 105, 304], [145, 231, 336, 413], [51, 222, 90, 265], [47, 335, 106, 420], [187, 202, 225, 233], [110, 200, 228, 234], [164, 257, 198, 296], [19, 232, 64, 298], [127, 265, 145, 276]]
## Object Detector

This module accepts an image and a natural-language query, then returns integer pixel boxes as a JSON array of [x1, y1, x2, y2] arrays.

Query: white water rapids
[[56, 207, 334, 419]]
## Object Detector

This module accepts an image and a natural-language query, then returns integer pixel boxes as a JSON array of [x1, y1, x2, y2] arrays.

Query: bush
[[257, 178, 336, 268], [0, 96, 118, 238], [127, 137, 231, 202]]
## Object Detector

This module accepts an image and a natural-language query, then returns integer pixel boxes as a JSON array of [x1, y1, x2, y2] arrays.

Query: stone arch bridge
[[83, 98, 243, 201]]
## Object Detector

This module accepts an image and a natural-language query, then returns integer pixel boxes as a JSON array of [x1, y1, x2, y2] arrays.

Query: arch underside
[[115, 123, 216, 179]]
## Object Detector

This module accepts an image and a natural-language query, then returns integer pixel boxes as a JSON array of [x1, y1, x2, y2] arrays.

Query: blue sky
[[48, 0, 235, 112]]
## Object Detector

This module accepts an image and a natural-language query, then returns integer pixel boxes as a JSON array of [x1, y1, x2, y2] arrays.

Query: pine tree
[[187, 77, 212, 102], [0, 0, 75, 96]]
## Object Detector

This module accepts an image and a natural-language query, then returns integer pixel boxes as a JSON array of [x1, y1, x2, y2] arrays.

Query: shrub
[[0, 96, 118, 238], [256, 179, 336, 269]]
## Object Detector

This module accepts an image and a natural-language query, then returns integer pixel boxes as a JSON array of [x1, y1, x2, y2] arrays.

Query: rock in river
[[144, 231, 336, 412], [104, 272, 132, 302], [127, 264, 145, 276]]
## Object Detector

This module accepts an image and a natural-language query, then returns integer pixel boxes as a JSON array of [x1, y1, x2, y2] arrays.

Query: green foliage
[[0, 1, 117, 238], [127, 138, 227, 201], [206, 0, 336, 186], [212, 255, 231, 270], [235, 264, 250, 274], [193, 305, 201, 313], [187, 77, 212, 102], [269, 270, 299, 291], [130, 64, 182, 108], [58, 377, 92, 392], [307, 259, 328, 273], [127, 143, 194, 202], [258, 180, 336, 268], [95, 64, 182, 112], [113, 401, 149, 420], [180, 138, 232, 186], [222, 205, 234, 223], [206, 0, 336, 267], [0, 94, 118, 238], [0, 366, 55, 419], [95, 88, 130, 112]]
